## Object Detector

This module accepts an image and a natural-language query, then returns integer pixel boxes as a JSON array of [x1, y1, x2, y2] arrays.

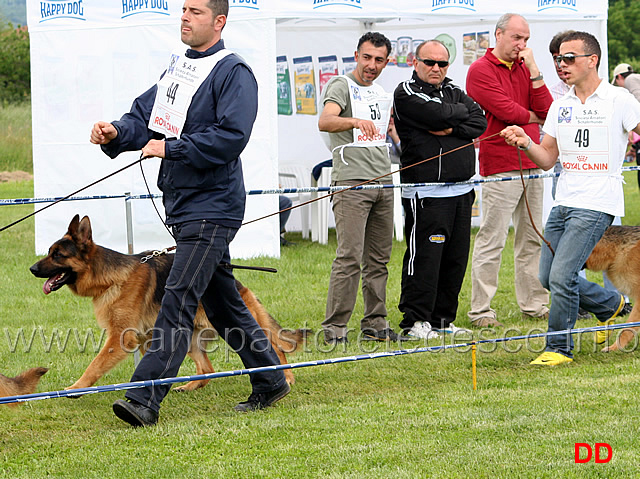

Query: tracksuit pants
[[399, 191, 474, 331]]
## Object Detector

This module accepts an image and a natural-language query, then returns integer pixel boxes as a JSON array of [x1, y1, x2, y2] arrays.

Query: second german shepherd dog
[[586, 225, 640, 352], [30, 215, 308, 392]]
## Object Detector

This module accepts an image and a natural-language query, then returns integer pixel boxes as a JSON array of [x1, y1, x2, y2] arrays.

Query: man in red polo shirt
[[466, 13, 552, 328]]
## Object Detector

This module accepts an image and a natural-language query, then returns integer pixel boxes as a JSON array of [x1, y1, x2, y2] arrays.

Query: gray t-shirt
[[322, 73, 391, 182]]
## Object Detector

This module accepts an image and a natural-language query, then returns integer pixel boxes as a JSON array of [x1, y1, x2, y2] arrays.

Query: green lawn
[[0, 175, 639, 478]]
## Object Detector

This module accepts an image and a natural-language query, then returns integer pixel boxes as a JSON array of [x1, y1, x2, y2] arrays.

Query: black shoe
[[234, 382, 291, 412], [362, 328, 412, 342], [621, 302, 633, 316], [325, 336, 348, 345], [577, 308, 592, 320], [280, 236, 296, 247], [112, 399, 158, 427]]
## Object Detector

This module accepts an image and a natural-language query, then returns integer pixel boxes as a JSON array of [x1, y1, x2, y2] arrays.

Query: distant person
[[547, 30, 574, 198], [465, 13, 552, 328], [279, 195, 295, 246], [613, 63, 640, 190], [393, 40, 487, 340]]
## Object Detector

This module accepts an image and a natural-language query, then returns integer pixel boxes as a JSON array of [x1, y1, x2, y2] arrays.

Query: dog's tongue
[[43, 276, 58, 295]]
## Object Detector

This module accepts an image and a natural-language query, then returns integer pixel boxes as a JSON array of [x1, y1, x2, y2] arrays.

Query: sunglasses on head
[[416, 58, 449, 68], [554, 53, 593, 66]]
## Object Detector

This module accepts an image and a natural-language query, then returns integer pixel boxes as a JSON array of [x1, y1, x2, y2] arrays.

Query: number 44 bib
[[149, 48, 233, 139]]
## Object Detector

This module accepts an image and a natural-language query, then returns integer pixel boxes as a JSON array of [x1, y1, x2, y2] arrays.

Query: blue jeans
[[126, 220, 286, 412], [539, 206, 620, 357]]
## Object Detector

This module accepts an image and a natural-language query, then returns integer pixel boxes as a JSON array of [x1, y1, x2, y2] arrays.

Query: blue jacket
[[101, 40, 258, 227]]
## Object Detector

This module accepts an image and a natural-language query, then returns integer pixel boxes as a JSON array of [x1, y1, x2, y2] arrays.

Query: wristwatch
[[530, 73, 543, 82]]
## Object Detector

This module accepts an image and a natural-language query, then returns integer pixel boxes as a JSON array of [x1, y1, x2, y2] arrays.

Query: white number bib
[[556, 104, 613, 174], [148, 48, 233, 139], [345, 76, 392, 147]]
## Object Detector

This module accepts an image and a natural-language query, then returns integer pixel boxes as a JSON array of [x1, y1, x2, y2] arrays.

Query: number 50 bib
[[149, 48, 233, 139]]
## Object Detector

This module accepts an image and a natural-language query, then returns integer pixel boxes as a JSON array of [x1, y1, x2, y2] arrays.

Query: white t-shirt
[[543, 80, 640, 217]]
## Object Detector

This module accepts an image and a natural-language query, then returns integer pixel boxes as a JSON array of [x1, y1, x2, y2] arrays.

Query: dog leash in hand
[[517, 148, 555, 256]]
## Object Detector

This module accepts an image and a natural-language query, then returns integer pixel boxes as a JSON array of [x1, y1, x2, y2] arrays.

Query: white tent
[[27, 0, 608, 257]]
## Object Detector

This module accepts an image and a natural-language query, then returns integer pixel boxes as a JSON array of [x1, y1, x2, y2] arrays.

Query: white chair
[[278, 164, 312, 239], [310, 167, 404, 245], [311, 166, 332, 245], [392, 171, 404, 242]]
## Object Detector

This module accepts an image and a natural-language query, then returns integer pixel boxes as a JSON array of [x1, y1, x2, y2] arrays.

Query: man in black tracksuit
[[393, 40, 487, 340]]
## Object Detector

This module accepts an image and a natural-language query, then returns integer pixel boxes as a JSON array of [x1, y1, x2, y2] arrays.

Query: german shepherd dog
[[586, 225, 640, 352], [30, 215, 307, 392], [0, 368, 48, 406]]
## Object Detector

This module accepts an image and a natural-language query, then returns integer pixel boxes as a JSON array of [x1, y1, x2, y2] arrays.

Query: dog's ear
[[77, 216, 93, 244], [67, 214, 81, 236]]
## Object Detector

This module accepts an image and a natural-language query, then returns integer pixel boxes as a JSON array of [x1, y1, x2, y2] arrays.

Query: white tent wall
[[27, 1, 607, 253]]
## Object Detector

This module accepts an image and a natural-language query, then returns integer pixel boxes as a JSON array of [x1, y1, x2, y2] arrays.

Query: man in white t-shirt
[[502, 31, 640, 365]]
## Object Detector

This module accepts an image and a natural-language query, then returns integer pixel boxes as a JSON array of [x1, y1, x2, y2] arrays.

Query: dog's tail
[[235, 280, 311, 354], [0, 367, 48, 406]]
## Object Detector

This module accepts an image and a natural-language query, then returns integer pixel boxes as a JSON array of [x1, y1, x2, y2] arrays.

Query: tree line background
[[0, 1, 639, 104]]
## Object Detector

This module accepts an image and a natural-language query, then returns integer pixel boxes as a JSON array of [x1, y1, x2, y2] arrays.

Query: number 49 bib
[[557, 104, 612, 174], [148, 48, 233, 139]]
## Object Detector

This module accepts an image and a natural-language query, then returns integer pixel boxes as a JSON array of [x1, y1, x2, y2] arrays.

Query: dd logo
[[574, 443, 612, 463]]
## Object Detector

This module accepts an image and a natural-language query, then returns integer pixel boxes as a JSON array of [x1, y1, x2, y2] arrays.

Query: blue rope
[[2, 321, 639, 405]]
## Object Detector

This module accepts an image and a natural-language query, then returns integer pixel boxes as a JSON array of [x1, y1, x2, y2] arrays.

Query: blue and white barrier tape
[[4, 167, 639, 205]]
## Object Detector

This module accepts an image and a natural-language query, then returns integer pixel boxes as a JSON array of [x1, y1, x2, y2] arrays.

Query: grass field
[[0, 103, 32, 173], [1, 176, 640, 478]]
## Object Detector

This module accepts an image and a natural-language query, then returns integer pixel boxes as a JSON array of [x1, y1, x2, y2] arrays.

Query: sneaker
[[234, 382, 291, 412], [530, 351, 573, 366], [406, 321, 440, 340], [471, 317, 503, 328], [112, 399, 159, 427], [595, 295, 626, 345], [362, 328, 412, 342], [621, 302, 633, 317], [434, 324, 473, 340]]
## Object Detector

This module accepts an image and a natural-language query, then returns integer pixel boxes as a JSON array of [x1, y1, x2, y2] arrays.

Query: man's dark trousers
[[126, 219, 286, 412]]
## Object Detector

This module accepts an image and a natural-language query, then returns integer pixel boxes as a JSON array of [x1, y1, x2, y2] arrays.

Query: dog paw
[[64, 384, 86, 398]]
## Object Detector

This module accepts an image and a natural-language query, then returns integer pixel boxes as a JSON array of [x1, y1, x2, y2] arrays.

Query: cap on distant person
[[612, 63, 633, 84]]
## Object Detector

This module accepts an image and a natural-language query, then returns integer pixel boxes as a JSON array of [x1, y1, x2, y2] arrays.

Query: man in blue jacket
[[90, 0, 289, 426]]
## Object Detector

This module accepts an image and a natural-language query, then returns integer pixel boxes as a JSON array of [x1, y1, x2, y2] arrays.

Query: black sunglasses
[[416, 57, 449, 68], [554, 53, 593, 66]]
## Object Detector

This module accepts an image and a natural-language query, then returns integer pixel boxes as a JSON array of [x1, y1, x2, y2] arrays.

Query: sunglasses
[[554, 53, 593, 66], [416, 58, 449, 68]]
